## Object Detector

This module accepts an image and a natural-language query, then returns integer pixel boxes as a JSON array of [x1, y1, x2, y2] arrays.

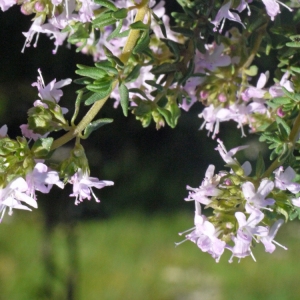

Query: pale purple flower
[[242, 179, 275, 211], [31, 69, 70, 114], [0, 124, 8, 137], [215, 139, 248, 166], [32, 69, 71, 103], [180, 76, 205, 111], [22, 15, 44, 53], [199, 105, 231, 139], [20, 124, 42, 141], [269, 72, 294, 97], [291, 197, 300, 207], [77, 0, 99, 23], [0, 178, 37, 222], [262, 0, 292, 21], [49, 0, 77, 29], [260, 219, 287, 253], [228, 209, 267, 262], [40, 23, 68, 54], [236, 0, 253, 14], [242, 71, 269, 102], [26, 163, 64, 199], [228, 233, 252, 263], [69, 169, 114, 205], [195, 43, 231, 73], [185, 165, 221, 205], [177, 202, 226, 262], [235, 210, 267, 239], [274, 166, 300, 194], [0, 0, 15, 11], [211, 1, 245, 32]]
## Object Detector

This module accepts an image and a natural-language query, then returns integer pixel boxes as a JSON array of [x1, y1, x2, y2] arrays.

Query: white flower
[[69, 169, 114, 205], [0, 178, 37, 222], [185, 165, 221, 205], [274, 166, 300, 194], [242, 179, 275, 211]]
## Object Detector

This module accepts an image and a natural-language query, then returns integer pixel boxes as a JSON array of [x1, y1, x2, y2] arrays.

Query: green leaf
[[286, 42, 300, 48], [92, 12, 116, 28], [151, 63, 179, 74], [276, 116, 291, 136], [255, 152, 265, 178], [128, 88, 150, 100], [272, 97, 291, 105], [171, 26, 194, 38], [93, 0, 117, 11], [76, 67, 107, 80], [119, 83, 129, 117], [290, 66, 300, 74], [145, 80, 164, 91], [107, 20, 123, 41], [103, 46, 124, 67], [289, 208, 299, 221], [112, 8, 127, 19], [82, 92, 106, 105], [130, 21, 149, 31], [83, 118, 113, 138], [125, 64, 142, 83], [152, 11, 166, 37], [31, 137, 54, 158], [161, 38, 181, 62], [94, 61, 119, 76], [132, 30, 150, 54], [85, 82, 112, 103], [244, 65, 258, 76], [275, 205, 289, 222]]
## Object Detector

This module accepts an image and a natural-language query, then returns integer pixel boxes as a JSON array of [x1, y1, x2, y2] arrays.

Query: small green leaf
[[151, 63, 179, 74], [83, 118, 113, 138], [255, 152, 265, 178], [103, 46, 124, 67], [92, 12, 116, 28], [286, 42, 300, 48], [93, 0, 117, 11], [171, 26, 194, 38], [244, 65, 258, 76], [152, 11, 166, 37], [107, 20, 123, 41], [94, 61, 119, 76], [76, 66, 107, 80], [145, 80, 164, 91], [276, 206, 289, 222], [31, 137, 54, 158], [276, 116, 291, 136], [271, 97, 291, 105], [85, 83, 112, 103], [161, 39, 181, 62], [112, 8, 127, 19], [82, 92, 105, 105], [125, 64, 142, 83], [128, 88, 150, 100], [119, 83, 129, 117], [290, 66, 300, 74], [130, 21, 149, 31], [132, 30, 150, 54]]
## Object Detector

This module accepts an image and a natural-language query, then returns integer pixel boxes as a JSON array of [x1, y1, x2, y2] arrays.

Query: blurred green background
[[0, 5, 299, 300]]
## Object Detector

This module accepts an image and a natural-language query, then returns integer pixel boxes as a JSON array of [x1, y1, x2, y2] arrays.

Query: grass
[[0, 211, 299, 300]]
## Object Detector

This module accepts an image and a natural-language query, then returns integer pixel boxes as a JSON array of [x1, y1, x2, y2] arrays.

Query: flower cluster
[[177, 140, 300, 262]]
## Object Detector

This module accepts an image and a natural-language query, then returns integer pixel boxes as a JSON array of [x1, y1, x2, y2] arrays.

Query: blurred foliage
[[0, 212, 299, 300]]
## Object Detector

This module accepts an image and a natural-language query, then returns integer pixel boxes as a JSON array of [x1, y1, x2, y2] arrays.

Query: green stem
[[51, 1, 149, 151]]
